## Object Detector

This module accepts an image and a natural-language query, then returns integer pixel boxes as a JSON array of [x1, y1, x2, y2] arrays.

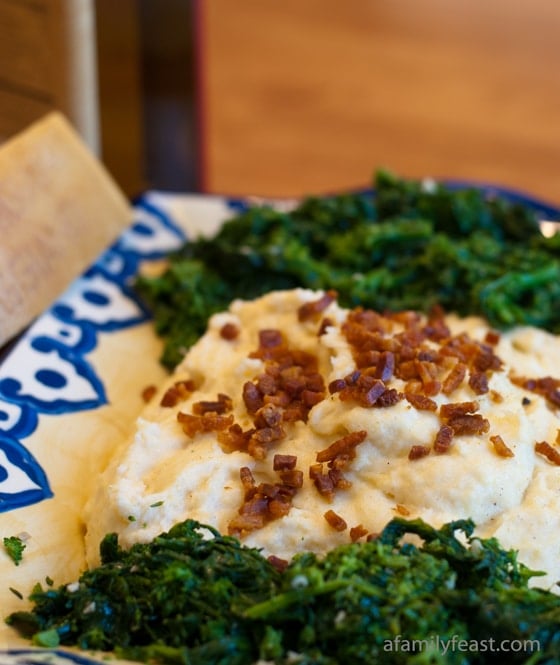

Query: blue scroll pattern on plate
[[0, 650, 108, 665], [0, 199, 187, 513]]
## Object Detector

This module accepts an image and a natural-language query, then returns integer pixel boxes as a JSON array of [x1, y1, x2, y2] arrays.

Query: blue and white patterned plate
[[0, 183, 558, 660], [0, 650, 111, 665], [0, 190, 239, 654]]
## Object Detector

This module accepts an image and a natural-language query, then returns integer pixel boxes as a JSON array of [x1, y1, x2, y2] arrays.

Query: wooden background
[[0, 0, 559, 205], [0, 0, 99, 152], [199, 0, 560, 204]]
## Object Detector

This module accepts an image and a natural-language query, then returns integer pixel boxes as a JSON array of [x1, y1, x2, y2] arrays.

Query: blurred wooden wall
[[97, 0, 198, 196], [2, 1, 559, 203], [0, 0, 196, 199], [0, 0, 99, 152], [200, 0, 560, 203], [96, 0, 145, 196]]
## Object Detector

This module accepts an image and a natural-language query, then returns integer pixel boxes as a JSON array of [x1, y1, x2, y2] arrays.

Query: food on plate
[[6, 173, 560, 664], [84, 289, 560, 594], [3, 535, 26, 566], [8, 516, 560, 664], [135, 170, 560, 369]]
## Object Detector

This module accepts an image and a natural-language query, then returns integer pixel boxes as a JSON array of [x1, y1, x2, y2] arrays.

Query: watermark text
[[383, 634, 540, 656]]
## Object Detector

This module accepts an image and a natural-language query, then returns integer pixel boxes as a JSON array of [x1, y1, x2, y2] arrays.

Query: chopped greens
[[3, 535, 26, 566], [135, 170, 560, 369], [6, 518, 560, 664], [6, 171, 560, 663]]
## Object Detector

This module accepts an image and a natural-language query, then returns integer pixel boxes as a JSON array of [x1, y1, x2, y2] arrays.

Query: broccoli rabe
[[3, 535, 26, 566], [135, 170, 560, 369], [6, 518, 560, 664]]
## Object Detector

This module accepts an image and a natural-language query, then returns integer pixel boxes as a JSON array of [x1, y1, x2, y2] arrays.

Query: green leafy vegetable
[[3, 535, 26, 566], [6, 518, 560, 664], [136, 170, 560, 369]]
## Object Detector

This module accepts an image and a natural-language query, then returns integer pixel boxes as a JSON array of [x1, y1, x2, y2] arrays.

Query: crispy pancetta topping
[[338, 305, 505, 410], [192, 393, 233, 415], [141, 384, 157, 403], [446, 413, 490, 436], [309, 431, 367, 500], [273, 453, 298, 471], [220, 322, 240, 340], [309, 463, 351, 502], [258, 329, 284, 349], [375, 351, 395, 381], [242, 380, 264, 415], [439, 400, 490, 439], [490, 434, 514, 458], [267, 555, 289, 572], [297, 290, 338, 321], [243, 333, 326, 439], [405, 392, 438, 411], [442, 362, 467, 395], [349, 524, 369, 542], [318, 316, 334, 336], [177, 411, 234, 438], [408, 444, 431, 461], [229, 460, 303, 537], [511, 375, 560, 409], [324, 509, 347, 532], [484, 330, 501, 346], [160, 379, 196, 407], [217, 423, 254, 453], [337, 372, 403, 408], [316, 431, 367, 463], [433, 425, 454, 454], [535, 441, 560, 466], [468, 371, 489, 395], [440, 401, 479, 419]]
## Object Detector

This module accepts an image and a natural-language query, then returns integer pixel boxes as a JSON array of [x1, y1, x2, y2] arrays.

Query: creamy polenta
[[85, 289, 560, 589]]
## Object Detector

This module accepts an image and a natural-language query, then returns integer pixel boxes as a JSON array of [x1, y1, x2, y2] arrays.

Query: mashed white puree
[[85, 289, 560, 589]]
